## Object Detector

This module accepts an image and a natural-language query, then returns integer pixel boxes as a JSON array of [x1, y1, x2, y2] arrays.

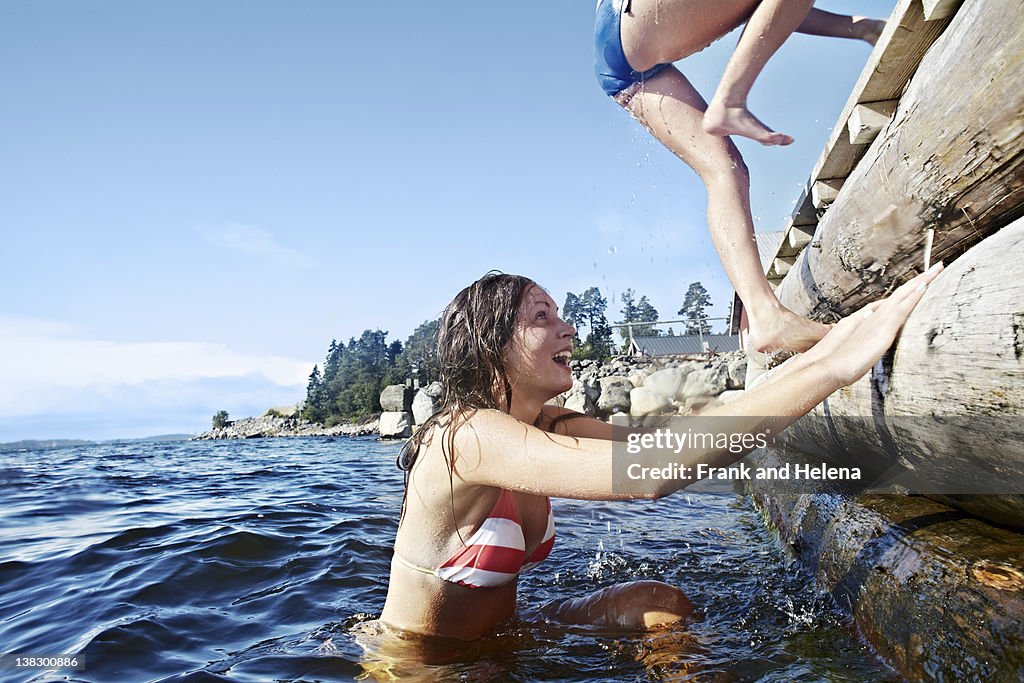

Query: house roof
[[627, 334, 740, 356]]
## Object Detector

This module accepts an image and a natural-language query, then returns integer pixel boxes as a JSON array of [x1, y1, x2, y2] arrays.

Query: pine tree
[[635, 295, 660, 337], [617, 289, 640, 342], [678, 282, 713, 335], [581, 287, 613, 359], [301, 365, 327, 422], [562, 292, 585, 355], [617, 289, 660, 341], [387, 319, 440, 386]]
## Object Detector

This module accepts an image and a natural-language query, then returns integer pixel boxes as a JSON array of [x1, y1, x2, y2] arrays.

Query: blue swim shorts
[[594, 0, 670, 97]]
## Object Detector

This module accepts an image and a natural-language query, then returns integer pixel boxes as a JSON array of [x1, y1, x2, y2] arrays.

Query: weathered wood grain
[[776, 219, 1024, 526]]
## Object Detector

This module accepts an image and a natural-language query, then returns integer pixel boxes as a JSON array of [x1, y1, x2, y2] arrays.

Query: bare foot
[[853, 17, 886, 46], [747, 307, 831, 353], [703, 101, 794, 146]]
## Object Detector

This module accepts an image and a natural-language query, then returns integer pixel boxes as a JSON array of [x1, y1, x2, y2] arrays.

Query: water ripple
[[0, 437, 897, 682]]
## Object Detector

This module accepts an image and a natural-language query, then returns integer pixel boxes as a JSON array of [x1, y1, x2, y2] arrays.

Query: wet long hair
[[396, 272, 537, 528]]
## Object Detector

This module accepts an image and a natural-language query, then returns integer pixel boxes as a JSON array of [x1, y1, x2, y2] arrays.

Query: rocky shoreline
[[191, 413, 379, 440], [193, 351, 747, 441]]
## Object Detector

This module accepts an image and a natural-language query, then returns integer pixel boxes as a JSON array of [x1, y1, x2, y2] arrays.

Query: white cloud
[[200, 222, 316, 268], [0, 318, 314, 420]]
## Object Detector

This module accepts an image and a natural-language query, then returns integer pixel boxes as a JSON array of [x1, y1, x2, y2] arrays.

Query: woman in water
[[377, 265, 940, 643], [594, 0, 885, 353]]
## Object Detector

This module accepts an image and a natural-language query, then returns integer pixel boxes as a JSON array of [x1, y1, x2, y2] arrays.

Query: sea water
[[0, 437, 898, 681]]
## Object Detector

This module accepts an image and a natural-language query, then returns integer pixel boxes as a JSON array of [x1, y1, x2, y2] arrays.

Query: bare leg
[[703, 0, 815, 145], [542, 580, 693, 629], [798, 8, 886, 46], [619, 66, 829, 352], [620, 1, 884, 145]]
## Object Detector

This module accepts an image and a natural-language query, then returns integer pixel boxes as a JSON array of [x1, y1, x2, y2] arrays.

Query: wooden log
[[746, 447, 1024, 683], [811, 178, 844, 209], [779, 219, 1024, 528], [848, 100, 899, 144], [775, 0, 1024, 322]]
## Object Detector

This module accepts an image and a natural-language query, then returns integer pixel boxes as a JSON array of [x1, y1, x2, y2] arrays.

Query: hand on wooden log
[[803, 263, 944, 386]]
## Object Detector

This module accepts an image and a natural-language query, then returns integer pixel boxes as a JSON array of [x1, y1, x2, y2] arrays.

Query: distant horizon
[[0, 433, 195, 448]]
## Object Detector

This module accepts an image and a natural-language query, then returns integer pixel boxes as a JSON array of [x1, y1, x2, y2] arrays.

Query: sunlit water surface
[[0, 437, 898, 681]]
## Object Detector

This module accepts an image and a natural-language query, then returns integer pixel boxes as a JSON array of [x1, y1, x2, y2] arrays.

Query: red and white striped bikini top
[[434, 489, 556, 588]]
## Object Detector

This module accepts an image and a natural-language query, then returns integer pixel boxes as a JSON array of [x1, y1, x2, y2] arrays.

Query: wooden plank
[[776, 220, 804, 257], [791, 186, 818, 226], [774, 0, 1024, 321], [812, 0, 957, 181], [772, 255, 797, 276], [811, 178, 844, 209], [787, 225, 815, 251], [922, 0, 963, 21], [848, 100, 899, 144]]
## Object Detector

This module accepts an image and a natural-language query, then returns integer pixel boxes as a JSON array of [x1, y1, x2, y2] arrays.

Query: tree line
[[566, 281, 714, 358], [278, 282, 714, 426], [300, 320, 441, 426]]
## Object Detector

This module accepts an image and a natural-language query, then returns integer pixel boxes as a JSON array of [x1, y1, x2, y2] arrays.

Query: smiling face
[[503, 285, 577, 405]]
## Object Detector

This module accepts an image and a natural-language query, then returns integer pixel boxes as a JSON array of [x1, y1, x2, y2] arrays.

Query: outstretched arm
[[452, 265, 943, 501], [797, 8, 885, 46]]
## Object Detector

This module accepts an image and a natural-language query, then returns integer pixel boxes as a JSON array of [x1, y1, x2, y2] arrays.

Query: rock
[[684, 395, 723, 414], [727, 357, 747, 390], [412, 381, 443, 425], [564, 391, 592, 415], [682, 364, 730, 398], [629, 369, 652, 387], [643, 367, 692, 403], [597, 376, 633, 416], [379, 411, 413, 439], [380, 384, 413, 412], [561, 377, 599, 416], [630, 386, 670, 417]]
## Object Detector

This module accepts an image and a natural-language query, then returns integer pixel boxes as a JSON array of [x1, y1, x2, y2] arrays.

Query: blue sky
[[0, 1, 893, 440]]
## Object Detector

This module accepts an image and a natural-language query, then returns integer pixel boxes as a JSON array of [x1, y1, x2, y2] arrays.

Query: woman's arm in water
[[451, 265, 943, 501]]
